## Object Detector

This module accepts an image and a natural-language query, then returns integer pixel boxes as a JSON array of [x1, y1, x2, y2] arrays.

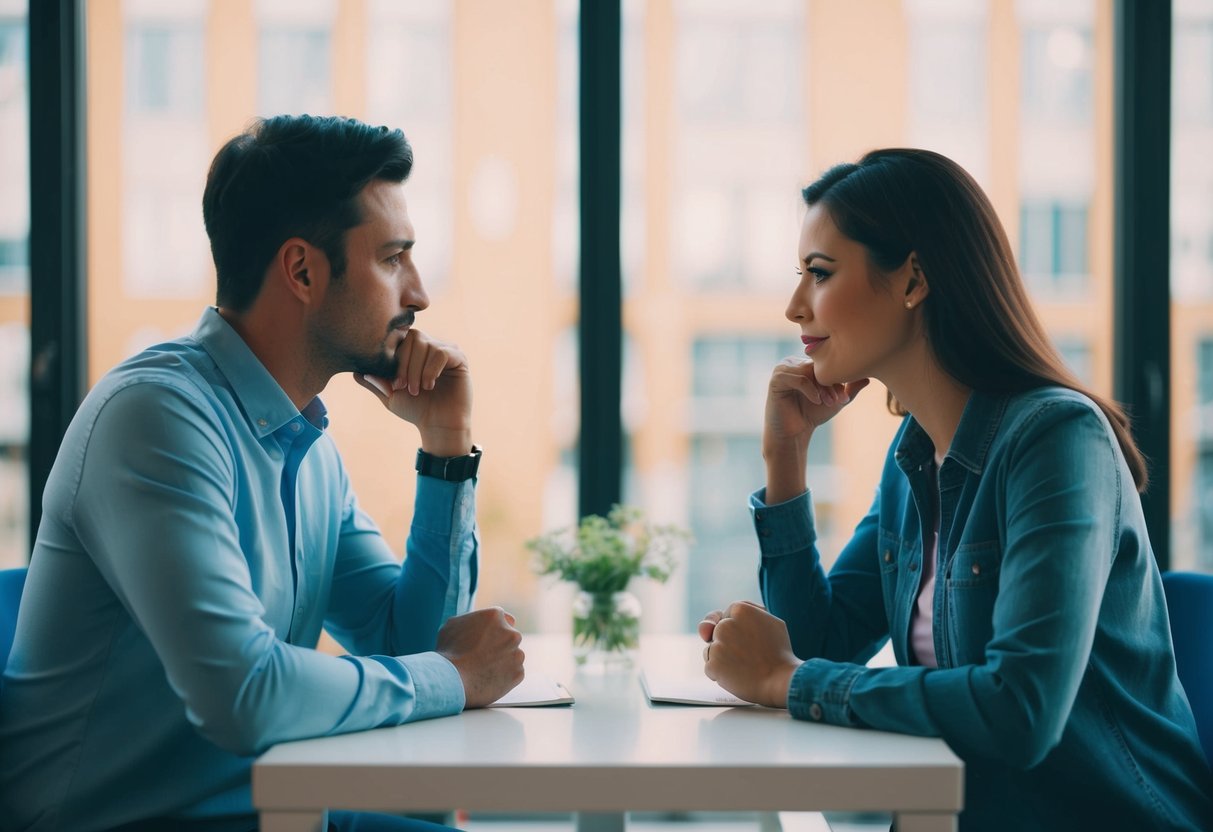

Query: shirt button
[[290, 423, 301, 432], [808, 703, 823, 721], [754, 511, 763, 522], [909, 561, 919, 572], [759, 529, 772, 538], [257, 419, 268, 428], [971, 563, 981, 576], [883, 550, 893, 563]]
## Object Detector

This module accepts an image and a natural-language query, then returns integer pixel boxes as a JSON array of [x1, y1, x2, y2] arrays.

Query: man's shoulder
[[80, 339, 230, 433]]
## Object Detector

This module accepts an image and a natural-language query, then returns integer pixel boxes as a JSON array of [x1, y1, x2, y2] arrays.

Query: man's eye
[[386, 253, 402, 266]]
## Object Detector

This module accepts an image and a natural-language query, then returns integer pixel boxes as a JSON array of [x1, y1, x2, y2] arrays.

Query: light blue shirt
[[755, 387, 1213, 831], [0, 308, 477, 831]]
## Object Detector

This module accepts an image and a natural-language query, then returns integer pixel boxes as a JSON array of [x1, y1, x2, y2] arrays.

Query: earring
[[905, 301, 913, 309]]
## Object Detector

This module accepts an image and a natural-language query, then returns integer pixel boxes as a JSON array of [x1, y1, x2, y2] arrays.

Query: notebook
[[638, 670, 754, 707], [488, 671, 575, 707]]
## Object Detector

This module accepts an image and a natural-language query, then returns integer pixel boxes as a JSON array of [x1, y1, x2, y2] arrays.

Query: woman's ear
[[903, 253, 930, 309]]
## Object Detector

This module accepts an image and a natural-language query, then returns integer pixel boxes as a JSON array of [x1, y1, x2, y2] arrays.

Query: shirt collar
[[190, 307, 327, 438], [895, 389, 1009, 476]]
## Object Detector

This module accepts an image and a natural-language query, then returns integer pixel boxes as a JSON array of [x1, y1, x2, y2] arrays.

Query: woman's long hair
[[803, 148, 1148, 492]]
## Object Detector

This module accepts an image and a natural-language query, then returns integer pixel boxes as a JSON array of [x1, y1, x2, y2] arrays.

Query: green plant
[[526, 504, 689, 594], [527, 505, 690, 660]]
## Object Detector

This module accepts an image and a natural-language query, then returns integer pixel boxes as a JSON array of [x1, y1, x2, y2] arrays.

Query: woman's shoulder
[[1002, 385, 1104, 421], [996, 385, 1116, 449]]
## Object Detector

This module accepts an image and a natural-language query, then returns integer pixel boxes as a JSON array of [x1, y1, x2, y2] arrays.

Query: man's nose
[[404, 269, 430, 312]]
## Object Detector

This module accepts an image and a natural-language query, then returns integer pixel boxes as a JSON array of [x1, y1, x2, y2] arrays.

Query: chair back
[[1163, 571, 1213, 767], [0, 566, 26, 672]]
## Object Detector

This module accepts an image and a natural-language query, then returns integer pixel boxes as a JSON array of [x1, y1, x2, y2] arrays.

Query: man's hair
[[202, 115, 413, 312]]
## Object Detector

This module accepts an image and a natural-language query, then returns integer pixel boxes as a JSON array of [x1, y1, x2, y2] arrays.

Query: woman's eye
[[795, 266, 832, 284]]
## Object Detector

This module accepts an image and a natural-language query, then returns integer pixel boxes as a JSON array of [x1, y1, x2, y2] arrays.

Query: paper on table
[[639, 670, 754, 707], [488, 670, 574, 707]]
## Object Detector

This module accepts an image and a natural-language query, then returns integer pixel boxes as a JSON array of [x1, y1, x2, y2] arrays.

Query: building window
[[684, 335, 835, 627], [0, 19, 29, 297], [366, 0, 453, 292], [255, 0, 335, 117], [122, 5, 209, 299], [673, 0, 804, 292], [1021, 25, 1094, 125], [126, 25, 204, 116], [0, 236, 26, 295], [1176, 22, 1213, 125], [1020, 200, 1088, 295], [1055, 336, 1092, 386]]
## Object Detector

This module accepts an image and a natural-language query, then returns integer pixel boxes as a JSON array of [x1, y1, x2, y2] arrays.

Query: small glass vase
[[572, 588, 641, 668]]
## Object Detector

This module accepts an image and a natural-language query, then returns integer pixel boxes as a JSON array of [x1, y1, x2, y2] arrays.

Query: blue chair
[[0, 566, 26, 672], [1162, 571, 1213, 767]]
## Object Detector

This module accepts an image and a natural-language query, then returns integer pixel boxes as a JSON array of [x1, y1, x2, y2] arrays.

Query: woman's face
[[786, 204, 920, 386]]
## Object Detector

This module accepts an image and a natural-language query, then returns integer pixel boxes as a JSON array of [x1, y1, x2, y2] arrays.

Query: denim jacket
[[755, 387, 1213, 831]]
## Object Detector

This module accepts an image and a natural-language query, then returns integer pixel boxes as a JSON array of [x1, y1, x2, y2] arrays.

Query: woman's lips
[[802, 336, 828, 354]]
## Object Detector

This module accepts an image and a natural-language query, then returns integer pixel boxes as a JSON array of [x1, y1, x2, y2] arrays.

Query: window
[[366, 0, 453, 293], [126, 25, 204, 116], [256, 0, 333, 115], [0, 1, 26, 569], [1171, 1, 1213, 573], [906, 0, 989, 183], [672, 0, 804, 293], [1021, 24, 1094, 125], [1020, 200, 1089, 296], [1056, 336, 1093, 386], [1175, 21, 1213, 126], [681, 336, 837, 628], [122, 1, 210, 300], [0, 17, 27, 297]]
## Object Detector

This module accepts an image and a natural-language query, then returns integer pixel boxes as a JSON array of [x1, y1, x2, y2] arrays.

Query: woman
[[698, 149, 1213, 830]]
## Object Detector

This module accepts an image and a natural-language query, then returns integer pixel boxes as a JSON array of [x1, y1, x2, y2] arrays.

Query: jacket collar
[[895, 390, 1008, 476]]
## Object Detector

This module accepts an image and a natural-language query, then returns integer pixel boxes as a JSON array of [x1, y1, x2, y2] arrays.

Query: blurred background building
[[1, 0, 1211, 638]]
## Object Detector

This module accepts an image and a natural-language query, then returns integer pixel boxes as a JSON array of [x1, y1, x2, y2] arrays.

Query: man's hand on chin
[[354, 329, 474, 457]]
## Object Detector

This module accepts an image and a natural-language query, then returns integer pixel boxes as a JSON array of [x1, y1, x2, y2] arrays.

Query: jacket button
[[808, 703, 823, 721], [971, 563, 981, 576], [909, 561, 919, 572], [883, 550, 893, 563]]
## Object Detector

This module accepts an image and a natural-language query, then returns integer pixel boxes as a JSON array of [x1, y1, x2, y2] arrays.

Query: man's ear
[[278, 238, 322, 304], [903, 253, 930, 308]]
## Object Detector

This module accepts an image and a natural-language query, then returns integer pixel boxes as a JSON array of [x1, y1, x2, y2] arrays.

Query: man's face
[[311, 179, 430, 380]]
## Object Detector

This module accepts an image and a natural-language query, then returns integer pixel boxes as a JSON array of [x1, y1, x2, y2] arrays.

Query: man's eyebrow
[[803, 251, 836, 265], [379, 239, 415, 253]]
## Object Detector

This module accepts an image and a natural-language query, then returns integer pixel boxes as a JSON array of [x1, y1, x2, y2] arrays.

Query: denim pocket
[[945, 540, 1002, 664]]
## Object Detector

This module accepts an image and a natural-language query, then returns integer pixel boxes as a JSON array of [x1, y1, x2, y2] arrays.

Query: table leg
[[260, 810, 328, 832], [574, 812, 626, 832], [892, 812, 956, 832]]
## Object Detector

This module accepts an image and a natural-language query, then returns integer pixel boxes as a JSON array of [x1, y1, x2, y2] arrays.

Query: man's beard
[[351, 349, 398, 380], [349, 311, 414, 379]]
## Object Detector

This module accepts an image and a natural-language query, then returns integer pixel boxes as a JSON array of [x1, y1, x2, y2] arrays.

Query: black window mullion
[[577, 0, 623, 520], [1113, 0, 1172, 569], [28, 0, 87, 553]]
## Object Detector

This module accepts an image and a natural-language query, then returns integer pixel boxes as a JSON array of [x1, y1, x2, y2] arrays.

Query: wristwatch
[[415, 444, 483, 482]]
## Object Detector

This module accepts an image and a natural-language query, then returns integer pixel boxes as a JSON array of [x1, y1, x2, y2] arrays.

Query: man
[[0, 115, 523, 831]]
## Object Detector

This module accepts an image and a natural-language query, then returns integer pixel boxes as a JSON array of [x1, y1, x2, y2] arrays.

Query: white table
[[254, 634, 963, 832]]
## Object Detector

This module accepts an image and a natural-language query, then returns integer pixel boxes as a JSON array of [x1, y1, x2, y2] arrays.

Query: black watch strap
[[415, 445, 482, 482]]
